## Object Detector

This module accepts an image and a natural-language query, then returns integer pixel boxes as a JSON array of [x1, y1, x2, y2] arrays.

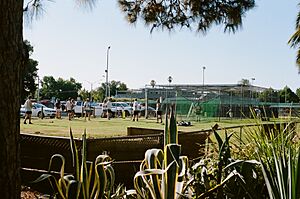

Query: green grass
[[20, 116, 287, 138]]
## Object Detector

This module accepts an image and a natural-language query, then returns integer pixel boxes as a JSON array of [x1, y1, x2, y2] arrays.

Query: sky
[[24, 0, 300, 92]]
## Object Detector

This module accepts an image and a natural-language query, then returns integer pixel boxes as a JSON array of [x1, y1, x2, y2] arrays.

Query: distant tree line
[[21, 41, 128, 102], [236, 79, 300, 103]]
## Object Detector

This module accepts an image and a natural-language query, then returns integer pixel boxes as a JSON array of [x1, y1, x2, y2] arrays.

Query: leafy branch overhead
[[118, 0, 255, 33]]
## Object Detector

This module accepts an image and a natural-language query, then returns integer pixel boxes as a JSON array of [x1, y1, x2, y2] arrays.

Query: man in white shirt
[[84, 98, 92, 121], [66, 97, 72, 121], [132, 99, 139, 121], [24, 96, 33, 124]]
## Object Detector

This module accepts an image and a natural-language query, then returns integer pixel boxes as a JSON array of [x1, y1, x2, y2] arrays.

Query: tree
[[288, 9, 300, 71], [279, 86, 299, 103], [238, 78, 250, 85], [79, 88, 91, 101], [91, 84, 105, 102], [119, 0, 255, 33], [40, 76, 82, 100], [258, 88, 279, 103], [0, 1, 23, 197], [22, 40, 38, 103], [1, 0, 255, 197], [237, 78, 251, 98], [296, 88, 300, 99]]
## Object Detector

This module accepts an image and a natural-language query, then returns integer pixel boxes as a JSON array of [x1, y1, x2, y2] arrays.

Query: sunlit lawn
[[20, 115, 277, 138]]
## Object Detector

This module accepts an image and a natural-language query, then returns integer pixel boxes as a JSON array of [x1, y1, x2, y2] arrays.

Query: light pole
[[167, 76, 173, 85], [105, 46, 111, 98], [37, 76, 40, 102], [168, 75, 173, 99], [166, 76, 173, 111], [202, 66, 206, 95]]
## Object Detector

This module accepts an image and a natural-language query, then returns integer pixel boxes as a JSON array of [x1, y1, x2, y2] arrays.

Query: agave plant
[[32, 129, 115, 199], [128, 104, 190, 199]]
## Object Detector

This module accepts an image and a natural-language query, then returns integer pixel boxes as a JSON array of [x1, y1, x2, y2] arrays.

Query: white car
[[20, 103, 56, 118], [73, 101, 103, 117], [102, 102, 133, 117]]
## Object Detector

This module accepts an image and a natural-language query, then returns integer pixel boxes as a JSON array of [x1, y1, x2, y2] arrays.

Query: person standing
[[106, 98, 112, 120], [254, 107, 261, 119], [24, 96, 33, 124], [84, 98, 92, 121], [156, 99, 162, 123], [226, 108, 233, 118], [132, 99, 139, 121], [66, 97, 72, 121], [71, 99, 75, 119], [55, 99, 62, 119]]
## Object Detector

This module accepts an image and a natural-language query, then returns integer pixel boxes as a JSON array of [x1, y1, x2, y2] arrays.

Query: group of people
[[54, 97, 92, 121], [55, 98, 76, 121], [23, 95, 164, 123], [131, 98, 162, 123]]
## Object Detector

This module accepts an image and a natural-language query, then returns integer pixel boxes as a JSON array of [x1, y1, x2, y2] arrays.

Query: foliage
[[32, 130, 115, 198], [188, 128, 263, 198], [40, 76, 82, 100], [89, 80, 128, 102], [241, 119, 300, 199], [258, 88, 279, 103], [278, 86, 299, 103], [110, 80, 128, 96], [118, 0, 255, 33], [238, 78, 250, 86], [79, 89, 91, 101], [91, 86, 105, 102], [296, 88, 300, 100], [288, 8, 300, 70], [22, 40, 38, 102], [260, 144, 300, 199]]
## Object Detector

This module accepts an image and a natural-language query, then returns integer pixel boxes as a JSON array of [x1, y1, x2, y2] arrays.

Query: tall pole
[[105, 46, 111, 98], [37, 76, 40, 102], [202, 66, 206, 95], [90, 83, 93, 100]]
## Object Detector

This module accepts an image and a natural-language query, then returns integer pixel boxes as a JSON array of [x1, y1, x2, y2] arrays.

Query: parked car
[[112, 102, 133, 116], [100, 102, 133, 118], [20, 106, 26, 117], [39, 99, 55, 109], [73, 101, 103, 117], [103, 102, 132, 117], [20, 103, 56, 118], [140, 105, 156, 117]]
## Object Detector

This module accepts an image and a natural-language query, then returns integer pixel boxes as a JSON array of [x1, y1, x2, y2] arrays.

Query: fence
[[20, 121, 296, 191]]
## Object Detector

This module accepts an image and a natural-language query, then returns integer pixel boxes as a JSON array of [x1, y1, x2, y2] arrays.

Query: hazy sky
[[24, 0, 300, 92]]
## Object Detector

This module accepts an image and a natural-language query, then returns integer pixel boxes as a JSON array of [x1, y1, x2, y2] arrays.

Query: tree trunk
[[0, 0, 24, 198]]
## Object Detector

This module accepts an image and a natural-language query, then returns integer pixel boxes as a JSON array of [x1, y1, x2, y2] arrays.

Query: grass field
[[20, 115, 281, 138]]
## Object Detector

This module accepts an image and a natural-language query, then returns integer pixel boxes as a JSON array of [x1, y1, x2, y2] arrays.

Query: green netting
[[160, 95, 261, 120], [149, 94, 299, 121]]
